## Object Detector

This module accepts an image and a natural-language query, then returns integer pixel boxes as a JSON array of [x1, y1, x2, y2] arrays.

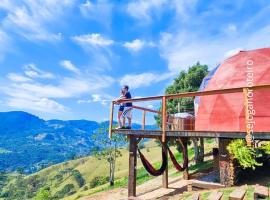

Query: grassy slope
[[28, 140, 177, 198], [1, 139, 215, 199]]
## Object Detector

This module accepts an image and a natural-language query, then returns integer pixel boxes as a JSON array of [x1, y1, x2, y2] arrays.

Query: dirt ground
[[80, 160, 270, 200]]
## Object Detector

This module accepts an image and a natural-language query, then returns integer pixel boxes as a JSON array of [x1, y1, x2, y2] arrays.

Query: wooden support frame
[[162, 96, 167, 142], [162, 140, 168, 188], [128, 136, 137, 197], [142, 110, 146, 130], [109, 102, 114, 139]]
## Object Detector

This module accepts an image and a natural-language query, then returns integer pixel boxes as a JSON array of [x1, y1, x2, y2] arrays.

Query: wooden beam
[[112, 129, 270, 140], [114, 84, 270, 103], [132, 105, 160, 114], [162, 96, 167, 142], [243, 88, 253, 146], [142, 110, 146, 130], [128, 136, 137, 197], [162, 141, 168, 188], [109, 102, 114, 139]]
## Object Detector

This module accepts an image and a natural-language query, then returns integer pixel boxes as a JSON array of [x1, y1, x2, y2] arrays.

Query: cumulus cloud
[[0, 0, 74, 41], [159, 25, 270, 72], [2, 61, 115, 114], [120, 72, 172, 89], [24, 63, 55, 79], [77, 93, 114, 105], [7, 96, 67, 114], [124, 39, 145, 52], [72, 33, 114, 47], [7, 73, 32, 82], [60, 60, 80, 74]]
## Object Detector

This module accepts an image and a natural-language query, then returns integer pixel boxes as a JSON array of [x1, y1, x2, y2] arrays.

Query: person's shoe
[[115, 126, 125, 130], [126, 126, 131, 129]]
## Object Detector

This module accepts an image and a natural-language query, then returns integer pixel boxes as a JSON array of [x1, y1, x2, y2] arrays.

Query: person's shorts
[[119, 105, 124, 112], [122, 107, 132, 118]]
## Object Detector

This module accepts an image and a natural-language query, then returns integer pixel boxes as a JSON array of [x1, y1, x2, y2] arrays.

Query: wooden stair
[[229, 188, 246, 200]]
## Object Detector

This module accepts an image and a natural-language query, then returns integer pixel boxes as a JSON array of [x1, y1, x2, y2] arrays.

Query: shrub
[[54, 184, 75, 198], [72, 170, 85, 187], [227, 139, 262, 169], [259, 142, 270, 154], [89, 176, 109, 188]]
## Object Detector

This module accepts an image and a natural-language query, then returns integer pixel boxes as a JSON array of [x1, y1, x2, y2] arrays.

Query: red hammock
[[167, 138, 188, 171], [137, 145, 167, 176], [137, 138, 188, 176]]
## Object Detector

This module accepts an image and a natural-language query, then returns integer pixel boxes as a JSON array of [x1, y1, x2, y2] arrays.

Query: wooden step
[[254, 185, 269, 199], [189, 181, 225, 191], [187, 192, 200, 200], [229, 188, 246, 200], [207, 191, 223, 200]]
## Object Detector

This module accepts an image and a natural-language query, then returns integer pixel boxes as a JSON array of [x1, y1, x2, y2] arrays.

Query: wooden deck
[[112, 129, 270, 140]]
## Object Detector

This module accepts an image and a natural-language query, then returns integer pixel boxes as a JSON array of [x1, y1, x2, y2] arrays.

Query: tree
[[157, 62, 208, 163], [92, 124, 125, 186], [34, 187, 52, 200]]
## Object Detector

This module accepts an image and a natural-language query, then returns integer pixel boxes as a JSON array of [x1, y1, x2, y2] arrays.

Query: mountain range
[[0, 111, 156, 173]]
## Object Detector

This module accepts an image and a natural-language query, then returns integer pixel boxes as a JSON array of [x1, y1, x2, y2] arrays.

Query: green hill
[[0, 140, 175, 199]]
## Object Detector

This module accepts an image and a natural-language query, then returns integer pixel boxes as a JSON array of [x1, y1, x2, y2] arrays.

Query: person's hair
[[123, 85, 129, 91]]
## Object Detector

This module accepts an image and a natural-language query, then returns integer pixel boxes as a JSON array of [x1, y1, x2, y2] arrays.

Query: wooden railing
[[109, 84, 270, 145]]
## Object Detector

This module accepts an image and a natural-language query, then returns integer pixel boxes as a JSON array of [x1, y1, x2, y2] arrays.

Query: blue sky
[[0, 0, 270, 123]]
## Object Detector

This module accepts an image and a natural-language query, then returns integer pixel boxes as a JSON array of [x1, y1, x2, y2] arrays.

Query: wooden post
[[219, 138, 237, 186], [162, 96, 167, 142], [109, 102, 114, 139], [142, 110, 146, 130], [243, 88, 253, 147], [128, 136, 137, 197], [213, 148, 219, 171], [162, 141, 168, 188], [182, 138, 189, 180]]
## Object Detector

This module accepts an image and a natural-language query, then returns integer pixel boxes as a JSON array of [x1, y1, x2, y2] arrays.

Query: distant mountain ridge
[[0, 111, 156, 173]]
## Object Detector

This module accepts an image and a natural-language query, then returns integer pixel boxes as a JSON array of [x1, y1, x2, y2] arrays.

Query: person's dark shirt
[[124, 91, 132, 107]]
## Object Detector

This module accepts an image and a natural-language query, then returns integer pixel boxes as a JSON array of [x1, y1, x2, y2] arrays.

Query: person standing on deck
[[115, 89, 125, 129], [115, 85, 133, 129]]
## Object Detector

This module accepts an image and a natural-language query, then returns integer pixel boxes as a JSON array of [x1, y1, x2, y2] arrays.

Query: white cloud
[[120, 72, 172, 89], [126, 0, 168, 23], [124, 39, 145, 52], [7, 73, 32, 82], [159, 25, 270, 73], [72, 33, 114, 47], [60, 60, 80, 74], [7, 96, 66, 114], [24, 63, 55, 79], [126, 0, 197, 24], [79, 0, 113, 28], [0, 0, 74, 41], [227, 24, 237, 33], [0, 29, 12, 61], [78, 93, 114, 105]]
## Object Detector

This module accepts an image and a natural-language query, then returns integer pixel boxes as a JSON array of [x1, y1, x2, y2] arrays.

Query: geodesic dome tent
[[194, 48, 270, 132]]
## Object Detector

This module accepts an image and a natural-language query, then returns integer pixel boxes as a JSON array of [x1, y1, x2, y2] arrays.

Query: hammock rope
[[167, 137, 188, 171], [137, 142, 167, 176]]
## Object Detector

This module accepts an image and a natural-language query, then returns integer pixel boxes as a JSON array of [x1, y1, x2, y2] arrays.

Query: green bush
[[89, 176, 109, 188], [34, 187, 52, 200], [72, 170, 85, 187], [227, 139, 262, 169], [259, 142, 270, 154], [54, 184, 75, 199]]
